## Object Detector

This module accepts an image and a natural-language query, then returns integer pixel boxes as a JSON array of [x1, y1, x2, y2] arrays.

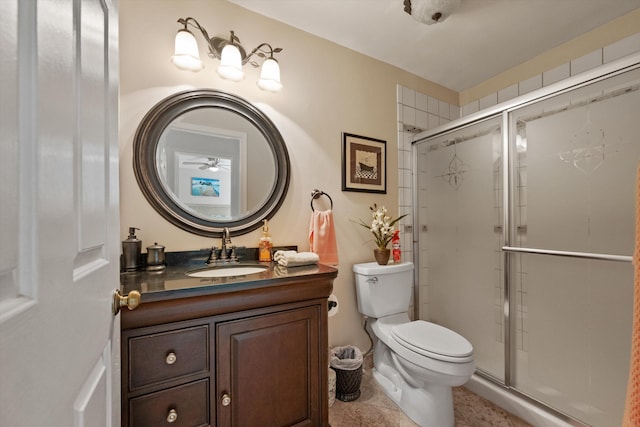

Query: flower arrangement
[[357, 204, 408, 250]]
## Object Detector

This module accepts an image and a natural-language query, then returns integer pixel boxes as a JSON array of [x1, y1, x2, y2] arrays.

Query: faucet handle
[[229, 245, 238, 262], [206, 246, 220, 265]]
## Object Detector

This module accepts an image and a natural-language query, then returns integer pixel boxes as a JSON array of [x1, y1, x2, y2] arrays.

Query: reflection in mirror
[[156, 108, 276, 221], [133, 89, 289, 236]]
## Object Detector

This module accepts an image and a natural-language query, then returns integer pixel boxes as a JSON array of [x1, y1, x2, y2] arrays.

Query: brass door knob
[[166, 409, 178, 423], [112, 289, 141, 315]]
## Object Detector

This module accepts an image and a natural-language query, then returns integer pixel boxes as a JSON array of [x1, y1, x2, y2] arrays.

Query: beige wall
[[119, 0, 455, 350]]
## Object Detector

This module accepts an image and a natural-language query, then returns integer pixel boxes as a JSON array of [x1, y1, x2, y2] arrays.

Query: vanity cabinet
[[120, 271, 335, 427]]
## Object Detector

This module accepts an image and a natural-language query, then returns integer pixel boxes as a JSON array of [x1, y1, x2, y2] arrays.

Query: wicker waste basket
[[330, 345, 363, 402]]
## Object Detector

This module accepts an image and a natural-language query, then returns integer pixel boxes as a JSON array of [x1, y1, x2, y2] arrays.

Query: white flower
[[356, 204, 408, 250]]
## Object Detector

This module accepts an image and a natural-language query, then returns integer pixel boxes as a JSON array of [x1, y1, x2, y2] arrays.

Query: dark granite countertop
[[120, 249, 339, 304]]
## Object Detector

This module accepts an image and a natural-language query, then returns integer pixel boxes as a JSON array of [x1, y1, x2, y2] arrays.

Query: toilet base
[[372, 366, 454, 427]]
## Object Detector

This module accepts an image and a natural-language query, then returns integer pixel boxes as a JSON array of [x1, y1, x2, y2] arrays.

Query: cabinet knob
[[112, 289, 141, 315], [221, 393, 231, 407], [165, 352, 177, 365], [166, 408, 178, 423]]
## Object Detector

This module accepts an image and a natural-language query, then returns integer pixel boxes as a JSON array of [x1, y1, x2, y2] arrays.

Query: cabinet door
[[217, 306, 321, 427]]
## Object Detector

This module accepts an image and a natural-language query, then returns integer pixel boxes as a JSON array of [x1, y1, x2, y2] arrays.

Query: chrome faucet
[[207, 227, 238, 265], [220, 227, 231, 260]]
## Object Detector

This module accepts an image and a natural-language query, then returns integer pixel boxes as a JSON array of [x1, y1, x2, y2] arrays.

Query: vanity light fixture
[[403, 0, 461, 25], [171, 17, 283, 92]]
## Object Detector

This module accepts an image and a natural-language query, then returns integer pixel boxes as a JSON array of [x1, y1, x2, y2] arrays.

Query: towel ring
[[311, 189, 333, 211]]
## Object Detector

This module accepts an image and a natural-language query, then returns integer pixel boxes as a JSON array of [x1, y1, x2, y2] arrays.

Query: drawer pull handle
[[167, 409, 178, 423], [221, 393, 231, 407], [165, 352, 177, 365]]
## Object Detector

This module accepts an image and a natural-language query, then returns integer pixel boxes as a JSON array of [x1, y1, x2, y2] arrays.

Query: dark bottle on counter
[[122, 227, 142, 271]]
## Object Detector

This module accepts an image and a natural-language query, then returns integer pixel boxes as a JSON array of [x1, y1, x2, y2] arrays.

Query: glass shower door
[[415, 115, 505, 381], [508, 66, 640, 426]]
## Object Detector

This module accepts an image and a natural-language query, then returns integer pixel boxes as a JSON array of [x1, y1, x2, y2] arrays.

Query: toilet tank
[[353, 262, 414, 318]]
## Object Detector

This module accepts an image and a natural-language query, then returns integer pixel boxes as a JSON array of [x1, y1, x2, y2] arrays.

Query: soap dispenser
[[122, 227, 142, 271], [258, 219, 273, 262]]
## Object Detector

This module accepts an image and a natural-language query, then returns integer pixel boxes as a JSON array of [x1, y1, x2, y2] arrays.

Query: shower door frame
[[411, 52, 640, 425]]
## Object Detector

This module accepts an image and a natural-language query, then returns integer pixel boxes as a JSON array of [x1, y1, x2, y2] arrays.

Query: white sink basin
[[186, 265, 269, 278]]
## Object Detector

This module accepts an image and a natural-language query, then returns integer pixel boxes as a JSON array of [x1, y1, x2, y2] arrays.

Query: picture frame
[[342, 132, 386, 193]]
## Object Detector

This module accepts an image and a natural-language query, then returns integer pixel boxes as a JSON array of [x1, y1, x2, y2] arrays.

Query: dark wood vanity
[[120, 262, 337, 427]]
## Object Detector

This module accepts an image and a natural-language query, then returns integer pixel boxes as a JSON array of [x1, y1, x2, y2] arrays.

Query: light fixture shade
[[410, 0, 461, 25], [171, 29, 204, 71], [257, 58, 282, 92], [216, 44, 244, 81]]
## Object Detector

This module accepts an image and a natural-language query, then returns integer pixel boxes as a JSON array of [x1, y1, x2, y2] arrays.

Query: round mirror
[[133, 89, 290, 236]]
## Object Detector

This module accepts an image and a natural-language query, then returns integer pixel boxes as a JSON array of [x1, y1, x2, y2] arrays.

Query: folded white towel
[[273, 250, 297, 261], [273, 250, 319, 267]]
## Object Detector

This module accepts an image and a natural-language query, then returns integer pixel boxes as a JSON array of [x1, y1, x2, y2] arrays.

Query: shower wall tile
[[403, 131, 413, 150], [428, 113, 439, 130], [416, 91, 429, 111], [450, 105, 460, 120], [543, 63, 570, 86], [402, 150, 411, 171], [416, 109, 429, 131], [402, 188, 412, 207], [604, 33, 640, 63], [445, 103, 454, 118], [462, 101, 480, 116], [427, 96, 440, 115], [479, 92, 498, 110], [518, 74, 542, 95], [402, 105, 416, 126], [402, 86, 416, 107], [402, 169, 411, 188], [439, 100, 451, 119], [571, 50, 603, 76], [498, 84, 518, 103]]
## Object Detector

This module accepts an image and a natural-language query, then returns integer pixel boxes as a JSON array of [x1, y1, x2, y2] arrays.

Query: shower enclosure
[[413, 55, 640, 426]]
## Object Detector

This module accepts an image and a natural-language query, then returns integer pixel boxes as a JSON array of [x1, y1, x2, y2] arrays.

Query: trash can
[[330, 345, 363, 402]]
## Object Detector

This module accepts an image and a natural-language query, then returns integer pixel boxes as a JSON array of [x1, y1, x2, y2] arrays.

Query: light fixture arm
[[177, 17, 282, 67], [245, 42, 283, 67]]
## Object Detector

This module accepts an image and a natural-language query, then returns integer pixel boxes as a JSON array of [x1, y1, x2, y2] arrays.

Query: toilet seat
[[391, 320, 473, 363]]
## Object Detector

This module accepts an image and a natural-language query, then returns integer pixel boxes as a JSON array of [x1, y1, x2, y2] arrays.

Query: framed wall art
[[341, 132, 386, 193]]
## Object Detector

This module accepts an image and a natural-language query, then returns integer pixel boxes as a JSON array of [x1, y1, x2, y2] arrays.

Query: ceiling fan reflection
[[183, 157, 231, 172]]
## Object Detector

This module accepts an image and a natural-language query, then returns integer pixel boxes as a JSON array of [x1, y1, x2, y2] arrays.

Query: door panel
[[0, 0, 120, 425]]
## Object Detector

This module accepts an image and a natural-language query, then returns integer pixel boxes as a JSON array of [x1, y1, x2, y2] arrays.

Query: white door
[[0, 0, 120, 426]]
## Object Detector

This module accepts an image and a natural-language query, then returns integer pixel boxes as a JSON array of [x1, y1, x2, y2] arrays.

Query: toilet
[[353, 262, 474, 427]]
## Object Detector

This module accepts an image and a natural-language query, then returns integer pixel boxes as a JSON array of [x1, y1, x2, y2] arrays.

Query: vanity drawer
[[128, 324, 209, 391], [128, 379, 209, 427]]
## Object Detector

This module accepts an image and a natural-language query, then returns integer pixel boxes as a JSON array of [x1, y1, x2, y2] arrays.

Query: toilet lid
[[391, 321, 473, 361]]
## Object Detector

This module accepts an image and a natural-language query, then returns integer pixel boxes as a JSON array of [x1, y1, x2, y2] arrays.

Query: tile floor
[[329, 368, 532, 427]]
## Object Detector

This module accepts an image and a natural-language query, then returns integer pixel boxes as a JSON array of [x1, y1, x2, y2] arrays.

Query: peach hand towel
[[309, 210, 339, 266], [623, 162, 640, 427]]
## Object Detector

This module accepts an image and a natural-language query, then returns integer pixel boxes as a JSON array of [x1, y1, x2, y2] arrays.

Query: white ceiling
[[227, 0, 640, 92]]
